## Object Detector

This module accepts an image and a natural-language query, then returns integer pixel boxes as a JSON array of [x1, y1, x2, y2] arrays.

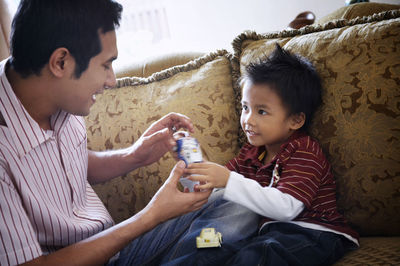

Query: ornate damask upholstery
[[85, 3, 400, 264], [86, 50, 239, 222], [231, 9, 400, 238], [229, 7, 400, 264]]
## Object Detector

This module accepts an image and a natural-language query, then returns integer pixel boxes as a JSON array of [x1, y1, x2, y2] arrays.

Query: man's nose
[[105, 69, 117, 88]]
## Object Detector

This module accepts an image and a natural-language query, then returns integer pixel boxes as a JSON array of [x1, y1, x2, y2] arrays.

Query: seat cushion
[[334, 237, 400, 265]]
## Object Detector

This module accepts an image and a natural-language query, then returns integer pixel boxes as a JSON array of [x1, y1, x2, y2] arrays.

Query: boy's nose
[[243, 112, 255, 126]]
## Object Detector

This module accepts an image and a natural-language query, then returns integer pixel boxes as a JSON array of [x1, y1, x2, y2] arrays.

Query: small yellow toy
[[196, 228, 223, 248]]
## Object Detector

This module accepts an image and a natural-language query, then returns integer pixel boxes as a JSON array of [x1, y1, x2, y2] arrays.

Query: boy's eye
[[258, 110, 267, 115], [242, 105, 248, 111]]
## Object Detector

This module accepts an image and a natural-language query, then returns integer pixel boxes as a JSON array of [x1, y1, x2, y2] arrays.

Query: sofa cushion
[[116, 51, 204, 78], [86, 50, 239, 223], [334, 237, 400, 265], [231, 10, 400, 236], [317, 2, 400, 25]]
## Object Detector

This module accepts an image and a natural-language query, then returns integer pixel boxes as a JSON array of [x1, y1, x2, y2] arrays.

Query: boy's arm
[[185, 162, 304, 221], [223, 172, 304, 221]]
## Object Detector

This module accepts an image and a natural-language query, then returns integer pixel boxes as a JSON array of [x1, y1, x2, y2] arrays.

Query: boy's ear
[[48, 47, 72, 78], [289, 112, 305, 130]]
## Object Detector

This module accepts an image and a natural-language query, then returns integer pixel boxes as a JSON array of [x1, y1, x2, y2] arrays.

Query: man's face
[[58, 30, 118, 116]]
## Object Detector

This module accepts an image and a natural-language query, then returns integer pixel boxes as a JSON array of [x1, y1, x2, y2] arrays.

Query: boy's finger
[[187, 174, 207, 182]]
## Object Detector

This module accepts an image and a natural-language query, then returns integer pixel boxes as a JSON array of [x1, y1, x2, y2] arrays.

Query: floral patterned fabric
[[231, 11, 400, 236], [85, 50, 239, 223]]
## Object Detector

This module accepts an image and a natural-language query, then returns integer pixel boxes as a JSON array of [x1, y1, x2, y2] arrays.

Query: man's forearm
[[87, 148, 143, 184], [22, 209, 158, 266]]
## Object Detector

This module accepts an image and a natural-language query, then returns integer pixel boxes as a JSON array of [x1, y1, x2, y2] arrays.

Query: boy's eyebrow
[[255, 104, 269, 109], [241, 101, 270, 109]]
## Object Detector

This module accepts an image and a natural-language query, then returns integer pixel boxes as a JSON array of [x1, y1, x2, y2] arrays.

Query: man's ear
[[289, 112, 305, 130], [48, 48, 72, 78]]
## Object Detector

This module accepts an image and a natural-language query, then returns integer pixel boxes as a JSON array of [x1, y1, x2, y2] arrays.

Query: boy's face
[[240, 81, 296, 151]]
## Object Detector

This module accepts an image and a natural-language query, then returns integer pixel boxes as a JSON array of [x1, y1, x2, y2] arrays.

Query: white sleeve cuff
[[223, 171, 304, 221]]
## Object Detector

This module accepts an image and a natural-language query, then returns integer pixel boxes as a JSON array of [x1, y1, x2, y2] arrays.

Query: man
[[0, 0, 211, 265]]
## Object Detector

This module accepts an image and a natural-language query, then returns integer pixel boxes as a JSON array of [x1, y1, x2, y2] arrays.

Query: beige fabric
[[0, 0, 11, 60], [231, 10, 400, 236], [116, 51, 205, 78], [317, 2, 400, 25], [334, 237, 400, 265], [86, 50, 239, 223]]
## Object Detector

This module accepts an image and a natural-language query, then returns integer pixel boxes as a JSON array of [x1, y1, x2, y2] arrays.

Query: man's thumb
[[167, 160, 186, 185]]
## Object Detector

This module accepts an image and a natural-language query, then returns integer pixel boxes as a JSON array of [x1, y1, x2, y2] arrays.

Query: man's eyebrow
[[105, 56, 118, 63]]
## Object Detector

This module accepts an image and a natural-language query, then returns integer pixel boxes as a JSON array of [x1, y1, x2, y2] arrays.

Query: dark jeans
[[109, 189, 259, 266], [161, 222, 357, 266]]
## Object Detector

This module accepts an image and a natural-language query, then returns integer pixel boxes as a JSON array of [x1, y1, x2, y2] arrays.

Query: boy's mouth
[[245, 130, 258, 136]]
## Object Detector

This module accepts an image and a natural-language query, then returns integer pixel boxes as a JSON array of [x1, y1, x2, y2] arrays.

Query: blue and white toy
[[176, 133, 202, 192]]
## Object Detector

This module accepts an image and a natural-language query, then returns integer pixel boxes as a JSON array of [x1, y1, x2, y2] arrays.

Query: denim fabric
[[161, 222, 357, 266], [109, 189, 259, 266]]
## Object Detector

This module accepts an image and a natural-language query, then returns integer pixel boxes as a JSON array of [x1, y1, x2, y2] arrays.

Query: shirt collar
[[242, 130, 307, 164], [0, 59, 70, 158]]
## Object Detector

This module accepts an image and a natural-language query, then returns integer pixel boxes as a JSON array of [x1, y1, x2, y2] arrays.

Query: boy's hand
[[144, 161, 212, 224], [184, 162, 230, 190]]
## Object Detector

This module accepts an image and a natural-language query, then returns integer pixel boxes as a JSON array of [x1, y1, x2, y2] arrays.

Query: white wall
[[164, 0, 399, 53]]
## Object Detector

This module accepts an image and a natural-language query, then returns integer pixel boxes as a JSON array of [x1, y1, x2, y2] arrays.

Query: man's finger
[[166, 160, 186, 185]]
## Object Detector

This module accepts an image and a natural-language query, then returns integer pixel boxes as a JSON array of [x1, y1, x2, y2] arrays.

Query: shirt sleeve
[[0, 168, 42, 265], [223, 171, 304, 221]]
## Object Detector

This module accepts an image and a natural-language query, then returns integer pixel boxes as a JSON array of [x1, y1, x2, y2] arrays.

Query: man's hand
[[128, 112, 194, 168], [143, 161, 212, 224], [184, 161, 230, 190]]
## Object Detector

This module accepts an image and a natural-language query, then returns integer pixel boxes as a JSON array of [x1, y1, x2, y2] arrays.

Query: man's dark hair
[[242, 44, 322, 131], [10, 0, 123, 78]]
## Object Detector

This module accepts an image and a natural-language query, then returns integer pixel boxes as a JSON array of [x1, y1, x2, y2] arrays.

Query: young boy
[[180, 44, 359, 265]]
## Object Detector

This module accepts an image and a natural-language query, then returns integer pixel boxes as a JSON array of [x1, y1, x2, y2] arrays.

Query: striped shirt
[[0, 59, 114, 265], [226, 130, 359, 242]]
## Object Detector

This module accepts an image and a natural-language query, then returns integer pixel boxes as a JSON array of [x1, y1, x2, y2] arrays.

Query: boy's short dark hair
[[10, 0, 123, 78], [241, 44, 322, 131]]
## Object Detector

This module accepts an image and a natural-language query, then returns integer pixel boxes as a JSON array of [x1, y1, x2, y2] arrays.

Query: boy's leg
[[226, 222, 357, 266], [110, 189, 226, 266], [160, 189, 260, 264]]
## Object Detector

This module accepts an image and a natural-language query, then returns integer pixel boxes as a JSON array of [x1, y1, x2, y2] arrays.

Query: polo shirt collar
[[0, 59, 70, 158], [242, 130, 307, 164]]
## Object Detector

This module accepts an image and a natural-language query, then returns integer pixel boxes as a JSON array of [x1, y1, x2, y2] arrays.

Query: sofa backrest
[[231, 6, 400, 236], [86, 3, 400, 237]]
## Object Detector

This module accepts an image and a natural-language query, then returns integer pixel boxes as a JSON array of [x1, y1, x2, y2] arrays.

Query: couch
[[85, 3, 400, 265]]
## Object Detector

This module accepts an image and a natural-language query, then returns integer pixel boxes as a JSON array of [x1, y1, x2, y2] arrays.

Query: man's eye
[[242, 105, 248, 111]]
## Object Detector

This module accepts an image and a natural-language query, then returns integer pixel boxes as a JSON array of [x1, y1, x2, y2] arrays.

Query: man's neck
[[6, 65, 54, 130]]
